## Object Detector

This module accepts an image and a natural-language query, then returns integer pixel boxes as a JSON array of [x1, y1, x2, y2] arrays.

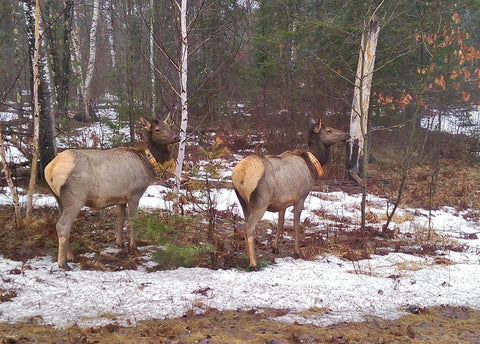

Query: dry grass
[[369, 127, 480, 212], [1, 305, 480, 343]]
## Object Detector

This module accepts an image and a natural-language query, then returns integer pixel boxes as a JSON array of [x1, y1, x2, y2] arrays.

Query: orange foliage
[[434, 75, 446, 90], [452, 11, 460, 24]]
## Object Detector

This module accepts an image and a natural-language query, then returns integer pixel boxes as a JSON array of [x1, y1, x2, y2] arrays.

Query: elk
[[232, 118, 349, 269], [44, 115, 179, 270]]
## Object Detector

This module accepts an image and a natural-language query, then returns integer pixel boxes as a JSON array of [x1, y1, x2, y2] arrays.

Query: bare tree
[[72, 0, 101, 121], [25, 0, 41, 223], [347, 15, 380, 182], [346, 5, 381, 231]]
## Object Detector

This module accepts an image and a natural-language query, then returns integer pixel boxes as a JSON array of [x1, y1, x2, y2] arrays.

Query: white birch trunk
[[149, 0, 156, 115], [173, 0, 188, 200], [72, 0, 100, 121], [347, 16, 380, 179], [26, 0, 42, 223], [71, 11, 85, 110], [106, 0, 116, 71], [84, 0, 100, 120]]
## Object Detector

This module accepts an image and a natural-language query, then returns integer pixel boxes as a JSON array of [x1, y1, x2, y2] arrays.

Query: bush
[[133, 210, 214, 269], [153, 243, 215, 269]]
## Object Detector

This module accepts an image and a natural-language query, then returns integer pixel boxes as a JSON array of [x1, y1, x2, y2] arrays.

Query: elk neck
[[146, 138, 172, 164], [308, 137, 330, 166]]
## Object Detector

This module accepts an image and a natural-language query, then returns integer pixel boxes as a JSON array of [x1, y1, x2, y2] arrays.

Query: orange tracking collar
[[306, 151, 324, 177]]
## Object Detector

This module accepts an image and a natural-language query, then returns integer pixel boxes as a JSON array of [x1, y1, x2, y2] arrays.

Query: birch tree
[[149, 0, 156, 115], [148, 0, 248, 202], [25, 0, 41, 223], [72, 0, 101, 121], [105, 0, 116, 71], [173, 0, 189, 199]]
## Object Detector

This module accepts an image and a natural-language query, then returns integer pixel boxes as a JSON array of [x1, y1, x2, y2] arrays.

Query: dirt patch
[[1, 305, 479, 343]]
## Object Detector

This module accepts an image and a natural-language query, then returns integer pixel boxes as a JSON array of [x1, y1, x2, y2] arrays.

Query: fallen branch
[[0, 125, 24, 229]]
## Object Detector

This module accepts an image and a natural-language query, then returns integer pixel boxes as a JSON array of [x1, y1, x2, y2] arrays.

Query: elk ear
[[163, 112, 173, 125], [314, 118, 322, 134], [139, 117, 152, 131]]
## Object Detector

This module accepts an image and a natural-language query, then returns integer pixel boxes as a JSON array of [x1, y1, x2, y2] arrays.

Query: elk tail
[[232, 155, 265, 203], [44, 150, 76, 197]]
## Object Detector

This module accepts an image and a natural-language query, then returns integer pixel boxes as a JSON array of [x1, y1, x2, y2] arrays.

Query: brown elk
[[232, 118, 349, 269], [44, 115, 179, 270]]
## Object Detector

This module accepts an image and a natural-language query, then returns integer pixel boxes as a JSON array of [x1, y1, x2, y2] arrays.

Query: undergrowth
[[132, 210, 214, 270]]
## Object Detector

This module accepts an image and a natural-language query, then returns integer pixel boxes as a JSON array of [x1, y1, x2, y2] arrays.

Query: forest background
[[3, 2, 480, 341], [1, 0, 480, 221]]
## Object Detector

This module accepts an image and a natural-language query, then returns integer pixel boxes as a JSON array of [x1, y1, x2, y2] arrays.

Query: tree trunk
[[125, 0, 136, 143], [60, 0, 73, 117], [72, 0, 100, 122], [347, 16, 380, 180], [26, 0, 42, 224], [347, 15, 380, 231], [106, 0, 116, 71], [13, 4, 24, 116], [149, 0, 156, 116], [71, 14, 86, 119], [173, 0, 189, 200], [84, 0, 100, 121], [44, 0, 72, 118], [26, 0, 56, 176]]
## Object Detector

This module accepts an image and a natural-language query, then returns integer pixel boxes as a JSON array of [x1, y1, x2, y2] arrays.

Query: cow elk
[[232, 118, 349, 269], [44, 115, 179, 269]]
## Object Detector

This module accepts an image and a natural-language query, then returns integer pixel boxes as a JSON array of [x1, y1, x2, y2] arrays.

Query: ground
[[1, 305, 480, 343], [1, 127, 480, 342], [0, 194, 478, 343]]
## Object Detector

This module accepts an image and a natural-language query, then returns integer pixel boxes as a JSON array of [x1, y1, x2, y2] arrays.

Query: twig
[[0, 125, 24, 229]]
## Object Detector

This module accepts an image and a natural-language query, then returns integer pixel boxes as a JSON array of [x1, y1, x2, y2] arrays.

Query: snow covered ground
[[1, 108, 479, 329], [0, 185, 479, 329]]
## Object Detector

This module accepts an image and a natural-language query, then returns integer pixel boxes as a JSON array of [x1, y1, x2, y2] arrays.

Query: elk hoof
[[247, 266, 259, 272], [58, 263, 72, 271], [293, 252, 301, 259], [272, 247, 279, 254]]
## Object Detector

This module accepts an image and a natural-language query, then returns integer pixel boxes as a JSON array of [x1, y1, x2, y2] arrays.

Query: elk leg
[[66, 241, 74, 262], [272, 209, 285, 254], [293, 201, 305, 258], [56, 199, 74, 262], [127, 197, 141, 250], [244, 206, 267, 269], [115, 204, 127, 248], [56, 204, 82, 270]]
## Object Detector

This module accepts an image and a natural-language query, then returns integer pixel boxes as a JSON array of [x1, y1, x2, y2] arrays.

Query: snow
[[1, 185, 480, 329], [420, 106, 480, 137], [1, 108, 480, 328]]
